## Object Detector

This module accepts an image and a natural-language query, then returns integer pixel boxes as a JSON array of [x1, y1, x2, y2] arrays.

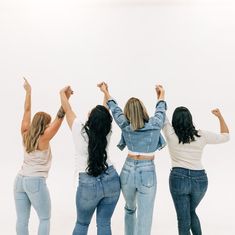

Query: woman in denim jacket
[[98, 82, 167, 235]]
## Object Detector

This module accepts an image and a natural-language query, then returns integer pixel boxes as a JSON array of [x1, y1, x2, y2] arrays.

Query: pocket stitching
[[25, 179, 40, 194], [140, 171, 155, 188]]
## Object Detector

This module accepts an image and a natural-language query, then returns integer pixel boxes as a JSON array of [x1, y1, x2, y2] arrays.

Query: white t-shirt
[[72, 118, 113, 178], [163, 118, 230, 170]]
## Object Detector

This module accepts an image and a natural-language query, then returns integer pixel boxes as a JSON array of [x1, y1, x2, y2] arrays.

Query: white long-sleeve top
[[163, 118, 230, 170]]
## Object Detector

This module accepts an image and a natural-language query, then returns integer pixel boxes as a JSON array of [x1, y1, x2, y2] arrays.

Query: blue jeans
[[169, 167, 208, 235], [14, 175, 51, 235], [120, 158, 157, 235], [73, 166, 121, 235]]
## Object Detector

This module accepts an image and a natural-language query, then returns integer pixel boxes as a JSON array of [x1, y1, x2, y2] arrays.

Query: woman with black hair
[[60, 86, 120, 235], [163, 107, 230, 235]]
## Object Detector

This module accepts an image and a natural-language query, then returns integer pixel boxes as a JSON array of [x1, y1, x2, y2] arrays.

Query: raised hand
[[211, 108, 222, 118], [23, 77, 31, 93], [155, 84, 165, 100], [97, 82, 108, 93], [60, 86, 73, 99]]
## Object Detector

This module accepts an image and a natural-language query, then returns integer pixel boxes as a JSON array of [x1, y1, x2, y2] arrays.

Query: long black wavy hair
[[83, 105, 113, 177], [172, 106, 200, 144]]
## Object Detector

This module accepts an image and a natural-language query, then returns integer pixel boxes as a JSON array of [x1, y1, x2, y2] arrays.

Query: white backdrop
[[0, 0, 234, 234]]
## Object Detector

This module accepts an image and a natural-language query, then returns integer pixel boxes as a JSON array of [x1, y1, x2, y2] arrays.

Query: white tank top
[[18, 147, 52, 178]]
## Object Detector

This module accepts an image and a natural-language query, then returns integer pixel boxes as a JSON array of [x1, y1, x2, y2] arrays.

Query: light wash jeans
[[14, 175, 51, 235], [73, 166, 121, 235], [169, 167, 208, 235], [120, 157, 157, 235]]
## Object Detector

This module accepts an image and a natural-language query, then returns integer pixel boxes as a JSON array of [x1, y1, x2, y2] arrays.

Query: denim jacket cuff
[[156, 100, 167, 110], [106, 98, 117, 109]]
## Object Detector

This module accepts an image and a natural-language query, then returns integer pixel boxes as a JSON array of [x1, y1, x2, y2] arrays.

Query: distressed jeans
[[120, 157, 157, 235]]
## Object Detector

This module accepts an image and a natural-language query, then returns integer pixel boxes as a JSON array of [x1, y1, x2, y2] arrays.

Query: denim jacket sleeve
[[106, 99, 129, 129], [158, 133, 167, 150], [149, 100, 167, 129], [117, 133, 126, 151]]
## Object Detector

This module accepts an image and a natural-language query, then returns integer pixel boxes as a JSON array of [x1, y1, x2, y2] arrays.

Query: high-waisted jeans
[[14, 175, 51, 235], [169, 167, 208, 235], [120, 157, 157, 235], [72, 165, 121, 235]]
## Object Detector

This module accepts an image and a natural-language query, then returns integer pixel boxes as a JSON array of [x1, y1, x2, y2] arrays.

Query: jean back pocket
[[140, 171, 155, 188], [25, 178, 40, 194], [78, 183, 97, 201]]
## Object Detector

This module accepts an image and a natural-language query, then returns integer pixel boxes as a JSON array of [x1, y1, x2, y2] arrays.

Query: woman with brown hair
[[14, 78, 72, 235]]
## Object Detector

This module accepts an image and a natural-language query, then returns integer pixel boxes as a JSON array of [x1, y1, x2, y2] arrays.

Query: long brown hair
[[124, 97, 149, 131], [23, 112, 51, 153]]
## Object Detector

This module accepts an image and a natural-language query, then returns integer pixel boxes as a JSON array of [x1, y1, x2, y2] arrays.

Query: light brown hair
[[124, 97, 149, 131], [23, 112, 51, 153]]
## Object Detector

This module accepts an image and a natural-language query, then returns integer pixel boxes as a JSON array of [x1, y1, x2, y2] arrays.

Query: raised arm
[[162, 115, 175, 140], [97, 82, 110, 109], [211, 108, 229, 134], [98, 82, 129, 129], [40, 87, 73, 142], [202, 108, 230, 144], [60, 86, 76, 129], [149, 85, 167, 128], [21, 78, 31, 136]]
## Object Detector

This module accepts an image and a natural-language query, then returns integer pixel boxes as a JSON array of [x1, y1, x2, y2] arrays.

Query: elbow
[[221, 133, 230, 142]]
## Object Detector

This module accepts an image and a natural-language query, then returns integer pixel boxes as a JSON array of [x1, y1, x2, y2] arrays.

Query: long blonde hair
[[23, 112, 51, 153], [124, 97, 149, 131]]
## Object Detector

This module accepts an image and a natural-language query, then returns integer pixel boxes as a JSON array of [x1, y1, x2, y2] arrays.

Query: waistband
[[125, 156, 154, 165], [79, 165, 117, 181], [17, 174, 46, 179], [171, 167, 206, 177]]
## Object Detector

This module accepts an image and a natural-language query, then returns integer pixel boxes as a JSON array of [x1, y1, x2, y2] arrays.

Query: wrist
[[158, 96, 165, 101]]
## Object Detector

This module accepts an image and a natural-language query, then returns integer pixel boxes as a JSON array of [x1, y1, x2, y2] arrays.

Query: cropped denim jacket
[[107, 99, 167, 153]]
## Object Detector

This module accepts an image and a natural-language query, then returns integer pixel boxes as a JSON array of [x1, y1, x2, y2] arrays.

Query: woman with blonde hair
[[98, 82, 167, 235], [14, 78, 71, 235]]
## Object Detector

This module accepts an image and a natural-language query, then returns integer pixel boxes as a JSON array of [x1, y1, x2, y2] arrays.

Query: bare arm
[[97, 82, 112, 102], [40, 87, 73, 142], [21, 78, 31, 135], [156, 84, 165, 101], [211, 108, 229, 133], [60, 86, 76, 130], [40, 107, 65, 142]]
